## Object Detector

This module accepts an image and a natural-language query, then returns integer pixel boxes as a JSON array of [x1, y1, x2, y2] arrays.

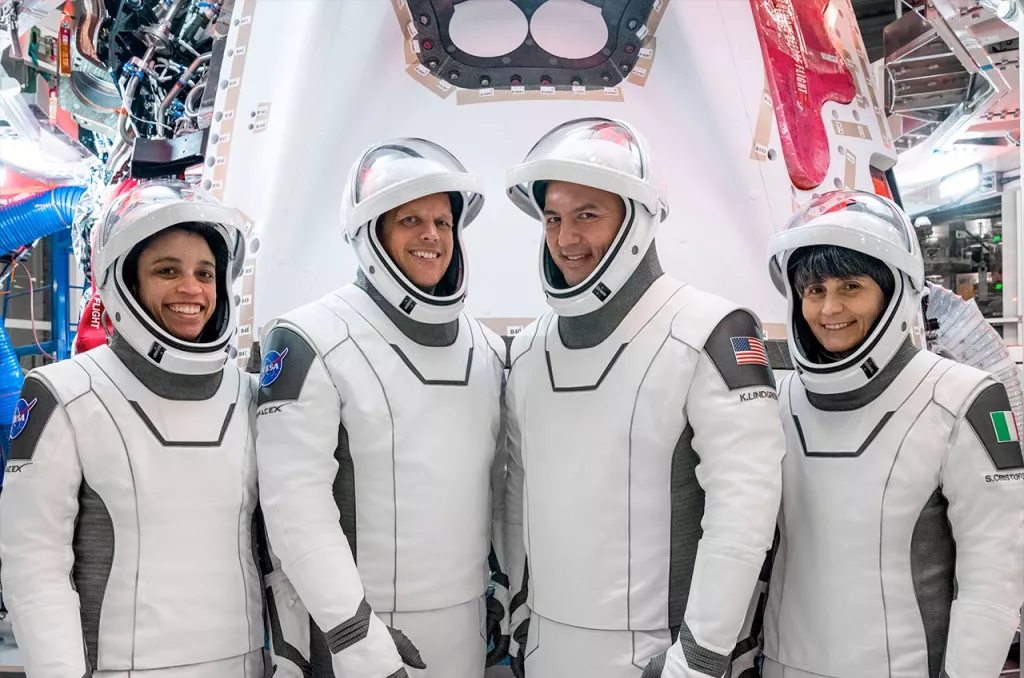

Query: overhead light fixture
[[939, 164, 981, 199]]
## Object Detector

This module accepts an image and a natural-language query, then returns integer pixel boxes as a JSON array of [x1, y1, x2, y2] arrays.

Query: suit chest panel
[[72, 354, 256, 524], [324, 295, 502, 478], [785, 356, 951, 479], [780, 358, 956, 588], [518, 302, 693, 493], [775, 361, 960, 677], [510, 285, 704, 629], [61, 353, 260, 668]]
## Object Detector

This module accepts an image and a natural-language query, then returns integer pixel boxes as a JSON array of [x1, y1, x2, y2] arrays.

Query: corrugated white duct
[[925, 282, 1024, 434]]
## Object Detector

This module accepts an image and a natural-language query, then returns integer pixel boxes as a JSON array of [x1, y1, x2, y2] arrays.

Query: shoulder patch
[[704, 310, 776, 391], [965, 383, 1024, 471], [8, 378, 60, 462], [257, 327, 316, 406]]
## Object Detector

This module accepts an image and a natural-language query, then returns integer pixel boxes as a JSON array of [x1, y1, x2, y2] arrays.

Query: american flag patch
[[730, 336, 769, 367]]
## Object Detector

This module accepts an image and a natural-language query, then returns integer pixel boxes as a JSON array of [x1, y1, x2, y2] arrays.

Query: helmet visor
[[349, 138, 483, 228], [508, 118, 665, 220], [521, 118, 646, 179], [769, 190, 919, 294], [784, 190, 914, 251], [96, 179, 244, 286]]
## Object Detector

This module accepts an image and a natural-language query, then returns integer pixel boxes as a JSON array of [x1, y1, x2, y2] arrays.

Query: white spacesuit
[[255, 138, 508, 678], [502, 118, 785, 678], [0, 181, 265, 677], [762, 190, 1024, 678]]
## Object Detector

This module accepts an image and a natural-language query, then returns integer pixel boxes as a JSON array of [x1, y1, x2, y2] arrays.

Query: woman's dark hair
[[122, 222, 230, 343], [788, 245, 895, 301]]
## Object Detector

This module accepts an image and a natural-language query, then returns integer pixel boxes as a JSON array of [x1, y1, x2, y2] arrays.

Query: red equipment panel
[[749, 0, 856, 190]]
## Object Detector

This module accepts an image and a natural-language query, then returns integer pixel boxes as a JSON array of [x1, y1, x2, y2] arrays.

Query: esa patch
[[966, 383, 1024, 471], [10, 397, 37, 440], [706, 311, 776, 391], [7, 378, 58, 462], [260, 347, 289, 388], [257, 327, 316, 406]]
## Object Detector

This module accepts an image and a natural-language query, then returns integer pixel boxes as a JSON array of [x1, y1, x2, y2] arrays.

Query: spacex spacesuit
[[502, 118, 785, 678], [255, 138, 508, 678], [762, 190, 1024, 678], [0, 181, 265, 678]]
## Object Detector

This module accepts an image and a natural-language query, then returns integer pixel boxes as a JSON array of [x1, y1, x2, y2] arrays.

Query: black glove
[[640, 651, 666, 678], [485, 594, 510, 667], [510, 655, 526, 678], [387, 626, 427, 670], [509, 617, 529, 678]]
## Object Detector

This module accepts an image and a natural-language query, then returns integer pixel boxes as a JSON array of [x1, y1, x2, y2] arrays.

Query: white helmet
[[768, 190, 925, 395], [93, 179, 246, 376], [506, 117, 669, 317], [341, 138, 485, 324]]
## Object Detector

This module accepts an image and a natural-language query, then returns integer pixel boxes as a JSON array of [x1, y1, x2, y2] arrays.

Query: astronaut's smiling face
[[800, 276, 885, 356], [135, 229, 217, 342], [379, 193, 454, 291], [542, 181, 626, 287]]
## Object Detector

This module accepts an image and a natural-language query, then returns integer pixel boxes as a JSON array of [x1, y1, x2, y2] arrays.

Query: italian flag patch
[[990, 411, 1020, 443]]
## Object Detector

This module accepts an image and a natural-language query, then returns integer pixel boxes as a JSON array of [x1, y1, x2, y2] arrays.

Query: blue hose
[[0, 186, 86, 255], [0, 186, 86, 483]]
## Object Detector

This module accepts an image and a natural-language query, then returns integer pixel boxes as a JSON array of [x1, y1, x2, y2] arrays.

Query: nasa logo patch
[[10, 397, 38, 440], [260, 347, 289, 388]]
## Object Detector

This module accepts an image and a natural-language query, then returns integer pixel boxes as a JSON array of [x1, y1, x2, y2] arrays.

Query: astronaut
[[762, 190, 1024, 678], [501, 117, 785, 678], [255, 138, 508, 678], [0, 180, 265, 677]]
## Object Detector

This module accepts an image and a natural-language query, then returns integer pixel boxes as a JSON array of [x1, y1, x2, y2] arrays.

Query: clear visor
[[508, 118, 666, 220], [349, 138, 483, 226], [522, 118, 646, 179], [97, 179, 244, 282], [784, 190, 914, 250], [97, 180, 192, 251], [769, 190, 917, 293]]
